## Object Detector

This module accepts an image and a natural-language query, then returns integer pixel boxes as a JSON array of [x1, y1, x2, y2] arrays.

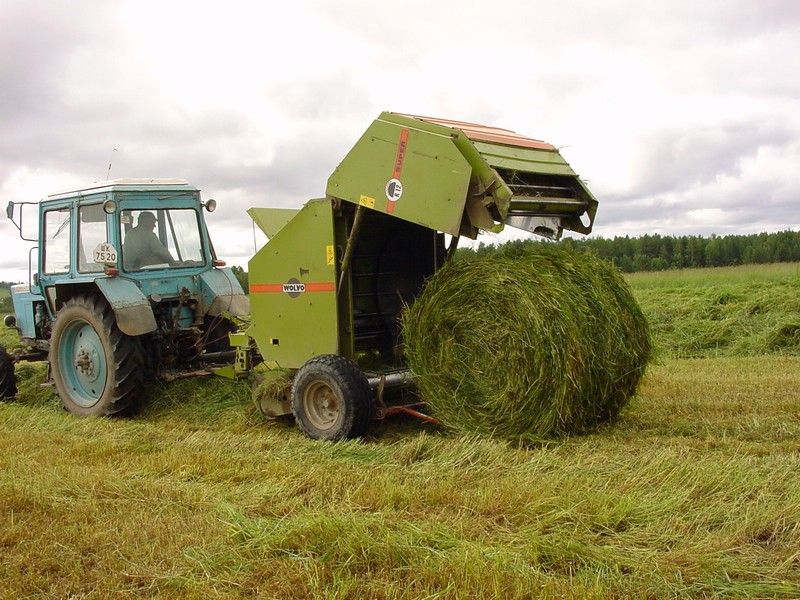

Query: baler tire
[[292, 354, 372, 441], [49, 295, 144, 417], [0, 345, 16, 399]]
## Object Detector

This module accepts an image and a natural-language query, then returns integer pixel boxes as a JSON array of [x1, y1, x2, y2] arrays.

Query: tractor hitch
[[369, 369, 440, 426]]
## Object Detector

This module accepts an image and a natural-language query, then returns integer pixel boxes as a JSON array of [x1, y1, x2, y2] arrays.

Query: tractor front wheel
[[0, 345, 16, 399], [49, 295, 144, 416], [292, 355, 372, 441]]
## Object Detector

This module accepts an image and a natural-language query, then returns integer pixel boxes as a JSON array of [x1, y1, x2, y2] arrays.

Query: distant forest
[[460, 230, 800, 273]]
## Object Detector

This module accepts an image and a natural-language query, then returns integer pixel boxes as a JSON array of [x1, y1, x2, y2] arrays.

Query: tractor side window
[[43, 207, 71, 274], [78, 204, 108, 273]]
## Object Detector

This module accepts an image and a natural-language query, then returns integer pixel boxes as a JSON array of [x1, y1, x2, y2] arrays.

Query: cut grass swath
[[402, 246, 651, 440]]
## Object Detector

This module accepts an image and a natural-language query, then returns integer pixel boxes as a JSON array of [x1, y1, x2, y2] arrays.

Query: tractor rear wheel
[[292, 355, 372, 441], [0, 345, 16, 399], [49, 295, 144, 416]]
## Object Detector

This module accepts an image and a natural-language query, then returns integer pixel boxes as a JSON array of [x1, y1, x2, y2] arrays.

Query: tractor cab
[[4, 179, 248, 416], [38, 179, 214, 286]]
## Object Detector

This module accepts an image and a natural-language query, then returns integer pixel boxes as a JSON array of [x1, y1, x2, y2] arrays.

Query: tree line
[[459, 230, 800, 272]]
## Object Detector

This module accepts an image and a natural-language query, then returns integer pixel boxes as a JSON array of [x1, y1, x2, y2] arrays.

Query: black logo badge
[[282, 278, 306, 298]]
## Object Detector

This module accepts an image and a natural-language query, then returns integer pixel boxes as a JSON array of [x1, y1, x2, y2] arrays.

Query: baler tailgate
[[327, 112, 597, 240], [454, 129, 598, 238]]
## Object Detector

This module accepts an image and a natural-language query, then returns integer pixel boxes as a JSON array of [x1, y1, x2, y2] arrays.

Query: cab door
[[38, 200, 74, 316]]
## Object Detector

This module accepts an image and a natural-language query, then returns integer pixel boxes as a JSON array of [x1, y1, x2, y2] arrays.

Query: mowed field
[[0, 263, 799, 599]]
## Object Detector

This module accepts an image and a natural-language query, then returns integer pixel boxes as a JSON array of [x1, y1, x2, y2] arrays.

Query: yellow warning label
[[359, 195, 376, 209], [326, 245, 335, 265]]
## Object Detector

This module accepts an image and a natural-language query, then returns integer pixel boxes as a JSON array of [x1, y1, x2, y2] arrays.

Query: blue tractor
[[1, 179, 249, 415]]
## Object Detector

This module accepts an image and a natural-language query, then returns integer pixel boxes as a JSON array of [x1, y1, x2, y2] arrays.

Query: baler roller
[[508, 198, 589, 215], [506, 183, 579, 197]]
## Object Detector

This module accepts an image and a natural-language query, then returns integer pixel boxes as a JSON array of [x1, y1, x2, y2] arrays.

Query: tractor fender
[[94, 278, 157, 336], [200, 268, 250, 317]]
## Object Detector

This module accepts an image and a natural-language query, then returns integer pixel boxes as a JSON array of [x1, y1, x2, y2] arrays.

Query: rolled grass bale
[[401, 245, 651, 440]]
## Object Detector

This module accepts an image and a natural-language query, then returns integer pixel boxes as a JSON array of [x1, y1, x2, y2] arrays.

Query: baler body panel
[[471, 141, 576, 176], [327, 117, 473, 237], [247, 199, 338, 368], [327, 112, 597, 239], [248, 207, 300, 239]]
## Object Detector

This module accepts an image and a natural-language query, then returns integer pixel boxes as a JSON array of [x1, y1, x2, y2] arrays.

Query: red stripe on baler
[[250, 282, 335, 294]]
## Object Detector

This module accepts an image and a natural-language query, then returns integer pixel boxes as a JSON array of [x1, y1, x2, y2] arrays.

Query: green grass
[[1, 355, 799, 598], [0, 285, 11, 317], [627, 262, 800, 287], [1, 263, 799, 597], [628, 262, 800, 358], [0, 323, 20, 350]]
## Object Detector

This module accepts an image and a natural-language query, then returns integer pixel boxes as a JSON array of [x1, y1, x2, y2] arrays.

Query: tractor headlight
[[204, 199, 217, 213], [103, 200, 117, 214]]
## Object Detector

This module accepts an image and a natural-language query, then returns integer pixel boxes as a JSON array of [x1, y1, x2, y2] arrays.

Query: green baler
[[231, 112, 598, 440]]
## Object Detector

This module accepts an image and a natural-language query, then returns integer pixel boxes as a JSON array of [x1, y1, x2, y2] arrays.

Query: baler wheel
[[292, 355, 372, 441], [49, 295, 144, 416], [0, 345, 16, 399]]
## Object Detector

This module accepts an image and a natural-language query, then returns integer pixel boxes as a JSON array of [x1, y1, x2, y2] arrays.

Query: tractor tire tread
[[50, 294, 144, 416], [0, 345, 17, 399]]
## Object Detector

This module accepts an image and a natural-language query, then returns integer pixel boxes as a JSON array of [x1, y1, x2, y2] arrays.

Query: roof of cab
[[47, 179, 199, 200]]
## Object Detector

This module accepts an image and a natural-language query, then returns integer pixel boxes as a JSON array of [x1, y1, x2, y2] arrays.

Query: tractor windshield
[[120, 208, 205, 271]]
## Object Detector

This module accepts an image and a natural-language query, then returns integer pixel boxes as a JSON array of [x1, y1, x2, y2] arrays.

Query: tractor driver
[[122, 211, 178, 270]]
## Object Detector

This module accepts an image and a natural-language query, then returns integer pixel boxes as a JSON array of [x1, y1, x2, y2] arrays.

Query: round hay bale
[[401, 245, 651, 440]]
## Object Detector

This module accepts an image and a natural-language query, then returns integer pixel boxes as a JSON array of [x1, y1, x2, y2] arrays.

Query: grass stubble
[[0, 264, 798, 598]]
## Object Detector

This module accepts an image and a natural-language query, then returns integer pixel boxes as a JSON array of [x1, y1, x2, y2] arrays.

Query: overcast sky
[[1, 0, 798, 281]]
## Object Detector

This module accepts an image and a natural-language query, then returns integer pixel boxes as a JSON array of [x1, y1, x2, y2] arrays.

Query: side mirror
[[203, 199, 217, 213], [8, 200, 38, 242]]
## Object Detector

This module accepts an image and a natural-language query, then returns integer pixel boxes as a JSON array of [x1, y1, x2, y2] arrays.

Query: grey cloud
[[0, 2, 109, 119], [0, 3, 372, 219], [685, 0, 800, 39], [270, 75, 376, 122], [189, 133, 351, 208], [629, 121, 797, 198], [595, 163, 799, 236], [320, 0, 800, 54], [0, 2, 258, 187], [594, 195, 672, 231], [0, 97, 252, 176]]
